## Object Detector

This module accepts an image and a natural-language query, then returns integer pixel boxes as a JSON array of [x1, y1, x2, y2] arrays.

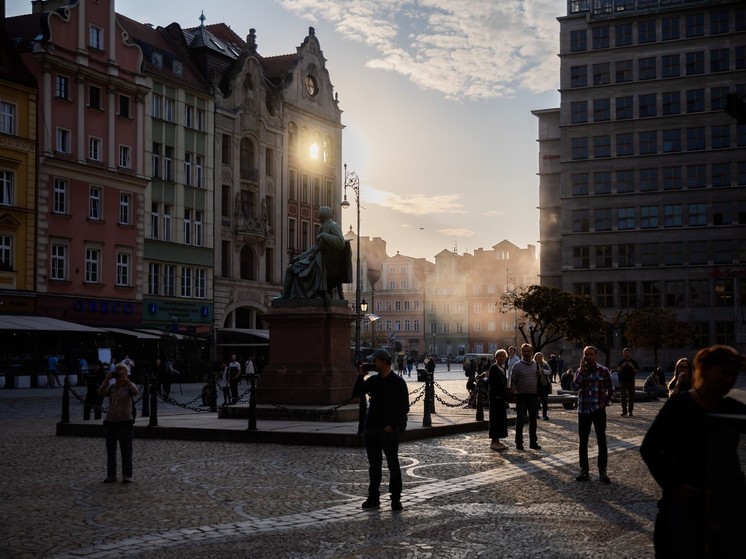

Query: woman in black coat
[[487, 349, 509, 451]]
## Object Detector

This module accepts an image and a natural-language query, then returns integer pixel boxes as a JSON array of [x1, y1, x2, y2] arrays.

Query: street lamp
[[341, 163, 362, 365]]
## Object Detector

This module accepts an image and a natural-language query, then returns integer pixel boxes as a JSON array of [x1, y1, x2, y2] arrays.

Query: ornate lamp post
[[341, 163, 362, 365]]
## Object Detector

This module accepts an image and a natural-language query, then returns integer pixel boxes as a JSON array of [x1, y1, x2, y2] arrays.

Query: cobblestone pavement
[[2, 370, 744, 559]]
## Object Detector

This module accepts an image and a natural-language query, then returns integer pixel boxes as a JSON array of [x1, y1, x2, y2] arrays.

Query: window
[[195, 155, 203, 188], [712, 163, 731, 188], [164, 146, 173, 181], [616, 133, 633, 156], [53, 179, 67, 214], [55, 75, 69, 99], [688, 241, 708, 265], [151, 143, 161, 179], [593, 98, 610, 121], [185, 106, 193, 129], [88, 137, 102, 161], [711, 49, 730, 73], [56, 128, 70, 153], [593, 135, 611, 158], [119, 193, 131, 225], [618, 244, 635, 268], [196, 269, 206, 299], [616, 170, 634, 193], [181, 267, 192, 297], [641, 206, 658, 228], [194, 211, 203, 247], [664, 205, 682, 227], [710, 10, 729, 35], [596, 282, 614, 308], [592, 26, 610, 49], [595, 245, 612, 268], [638, 20, 656, 43], [713, 240, 733, 264], [119, 94, 131, 118], [184, 152, 192, 186], [0, 101, 14, 134], [713, 201, 733, 226], [664, 244, 684, 266], [617, 207, 635, 230], [0, 170, 13, 206], [573, 246, 590, 269], [662, 17, 679, 41], [715, 322, 735, 346], [711, 86, 730, 111], [619, 282, 637, 308], [570, 29, 587, 52], [221, 134, 231, 165], [50, 243, 66, 280], [615, 23, 632, 46], [662, 54, 680, 78], [593, 63, 610, 85], [641, 243, 659, 266], [571, 101, 588, 123], [642, 281, 661, 306], [571, 137, 588, 159], [164, 264, 175, 296], [148, 263, 160, 295], [89, 24, 103, 49], [663, 166, 682, 190], [164, 98, 174, 122], [574, 283, 591, 297], [118, 145, 131, 168], [686, 127, 705, 151], [594, 172, 611, 195], [639, 94, 657, 117], [572, 173, 589, 196], [689, 279, 709, 307], [685, 13, 704, 37], [737, 46, 746, 70], [85, 248, 100, 283], [163, 205, 172, 241], [687, 164, 706, 189], [686, 51, 705, 75], [151, 52, 163, 67], [616, 95, 633, 119], [662, 91, 680, 115], [196, 109, 205, 131], [688, 203, 707, 226], [640, 168, 658, 192], [639, 57, 656, 80], [573, 209, 589, 232], [150, 202, 159, 239], [184, 209, 192, 245], [89, 186, 101, 220], [152, 94, 161, 118], [662, 129, 681, 152], [686, 89, 705, 113], [639, 131, 657, 154], [570, 66, 587, 88], [0, 234, 12, 270], [712, 125, 730, 149], [615, 60, 633, 83], [116, 253, 130, 286]]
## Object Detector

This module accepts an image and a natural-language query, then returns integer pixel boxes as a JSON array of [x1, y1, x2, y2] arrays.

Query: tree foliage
[[623, 306, 693, 367], [501, 285, 605, 352]]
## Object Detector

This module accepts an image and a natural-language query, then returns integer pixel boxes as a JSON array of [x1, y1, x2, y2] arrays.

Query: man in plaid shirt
[[572, 345, 613, 484]]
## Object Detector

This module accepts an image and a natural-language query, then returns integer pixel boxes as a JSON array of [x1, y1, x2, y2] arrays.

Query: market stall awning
[[103, 327, 161, 340], [0, 315, 105, 332]]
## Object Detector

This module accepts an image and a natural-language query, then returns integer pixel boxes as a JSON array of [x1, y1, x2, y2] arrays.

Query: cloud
[[364, 184, 466, 215], [275, 0, 559, 100], [439, 228, 474, 237]]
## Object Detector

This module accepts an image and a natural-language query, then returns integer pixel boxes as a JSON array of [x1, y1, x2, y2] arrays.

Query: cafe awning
[[216, 328, 269, 347], [0, 315, 105, 332], [103, 327, 161, 340]]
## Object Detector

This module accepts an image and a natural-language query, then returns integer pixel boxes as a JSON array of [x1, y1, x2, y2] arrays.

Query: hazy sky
[[7, 0, 563, 260]]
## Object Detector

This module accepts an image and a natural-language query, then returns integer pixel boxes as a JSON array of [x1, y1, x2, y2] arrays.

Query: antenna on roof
[[453, 241, 458, 254], [199, 11, 206, 28]]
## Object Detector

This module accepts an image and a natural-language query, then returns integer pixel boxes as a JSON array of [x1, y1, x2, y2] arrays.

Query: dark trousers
[[538, 387, 550, 418], [364, 429, 402, 500], [229, 379, 239, 403], [578, 408, 607, 472], [221, 386, 231, 405], [515, 394, 539, 446], [160, 380, 171, 398], [620, 381, 635, 414], [83, 389, 102, 420], [104, 420, 134, 478]]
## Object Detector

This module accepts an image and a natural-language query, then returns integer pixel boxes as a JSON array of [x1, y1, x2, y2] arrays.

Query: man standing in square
[[510, 343, 541, 450], [573, 345, 613, 483], [617, 348, 640, 416]]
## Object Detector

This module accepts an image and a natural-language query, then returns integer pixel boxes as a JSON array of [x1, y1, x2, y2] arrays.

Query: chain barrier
[[408, 384, 426, 407], [434, 391, 470, 408], [68, 383, 147, 414], [433, 381, 470, 407]]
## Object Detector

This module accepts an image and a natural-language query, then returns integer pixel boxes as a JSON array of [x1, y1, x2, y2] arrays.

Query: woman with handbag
[[535, 352, 553, 420]]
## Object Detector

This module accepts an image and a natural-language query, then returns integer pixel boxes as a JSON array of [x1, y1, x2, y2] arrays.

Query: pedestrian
[[352, 348, 409, 511], [446, 353, 452, 372], [83, 360, 106, 420], [98, 363, 139, 483], [548, 353, 558, 382], [425, 354, 436, 376], [640, 345, 746, 559], [218, 361, 231, 405], [643, 368, 667, 398], [666, 358, 691, 396], [228, 354, 241, 404], [506, 346, 519, 374], [407, 355, 414, 376], [560, 368, 574, 391], [557, 352, 565, 377], [487, 349, 509, 451], [162, 358, 179, 398], [397, 354, 405, 376], [535, 352, 553, 420], [510, 343, 541, 451], [47, 354, 59, 388], [617, 347, 640, 416], [245, 355, 255, 385], [572, 345, 613, 484]]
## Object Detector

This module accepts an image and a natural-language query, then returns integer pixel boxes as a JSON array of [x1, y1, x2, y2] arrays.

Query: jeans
[[364, 429, 402, 500], [620, 381, 635, 414], [515, 394, 539, 446], [104, 420, 134, 479], [229, 379, 239, 403], [578, 408, 607, 472]]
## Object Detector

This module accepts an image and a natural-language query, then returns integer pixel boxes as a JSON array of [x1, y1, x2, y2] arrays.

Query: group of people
[[217, 354, 256, 405]]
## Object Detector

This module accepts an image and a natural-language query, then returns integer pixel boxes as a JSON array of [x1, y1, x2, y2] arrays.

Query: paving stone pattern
[[2, 372, 744, 558]]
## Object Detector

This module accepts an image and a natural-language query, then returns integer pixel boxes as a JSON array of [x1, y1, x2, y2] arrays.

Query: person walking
[[352, 349, 410, 511], [548, 354, 558, 382], [227, 354, 241, 404], [641, 345, 746, 559], [98, 363, 139, 483], [573, 345, 613, 484], [535, 352, 553, 420], [218, 361, 231, 405], [47, 354, 59, 388], [83, 360, 106, 420], [510, 343, 541, 451], [617, 348, 640, 416], [487, 349, 509, 451], [446, 353, 452, 372]]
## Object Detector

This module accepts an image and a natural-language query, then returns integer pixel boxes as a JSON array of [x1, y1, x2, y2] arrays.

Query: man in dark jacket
[[353, 348, 410, 511]]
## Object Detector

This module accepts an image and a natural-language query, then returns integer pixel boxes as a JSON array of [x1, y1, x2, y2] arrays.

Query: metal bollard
[[427, 370, 436, 415], [61, 375, 70, 423], [148, 377, 158, 427], [475, 379, 485, 422], [209, 376, 218, 413], [247, 372, 259, 431], [422, 370, 433, 427], [141, 380, 150, 417]]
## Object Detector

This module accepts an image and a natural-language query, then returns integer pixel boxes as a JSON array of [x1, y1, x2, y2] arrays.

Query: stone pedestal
[[258, 299, 357, 408]]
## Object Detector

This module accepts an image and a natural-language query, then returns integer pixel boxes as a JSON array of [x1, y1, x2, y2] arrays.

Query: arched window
[[288, 122, 297, 154], [240, 137, 255, 181], [240, 245, 255, 280], [323, 136, 333, 164]]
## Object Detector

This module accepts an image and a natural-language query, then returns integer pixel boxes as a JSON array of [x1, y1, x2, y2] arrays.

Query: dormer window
[[151, 52, 163, 67], [172, 60, 183, 76]]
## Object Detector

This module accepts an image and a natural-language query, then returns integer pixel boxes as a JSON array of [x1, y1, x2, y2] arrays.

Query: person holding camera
[[667, 358, 692, 397], [572, 345, 613, 484], [98, 363, 139, 484]]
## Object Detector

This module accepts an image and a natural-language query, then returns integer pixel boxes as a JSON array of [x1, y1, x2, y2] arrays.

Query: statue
[[280, 206, 350, 299]]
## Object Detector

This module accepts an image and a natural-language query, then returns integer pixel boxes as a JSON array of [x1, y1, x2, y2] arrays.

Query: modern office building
[[536, 0, 746, 364]]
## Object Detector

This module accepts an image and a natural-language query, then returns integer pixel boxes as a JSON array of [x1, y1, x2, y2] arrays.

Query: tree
[[589, 309, 628, 368], [623, 306, 693, 368], [500, 285, 605, 353]]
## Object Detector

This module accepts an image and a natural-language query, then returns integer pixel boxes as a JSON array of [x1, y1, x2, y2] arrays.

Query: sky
[[7, 0, 563, 261]]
